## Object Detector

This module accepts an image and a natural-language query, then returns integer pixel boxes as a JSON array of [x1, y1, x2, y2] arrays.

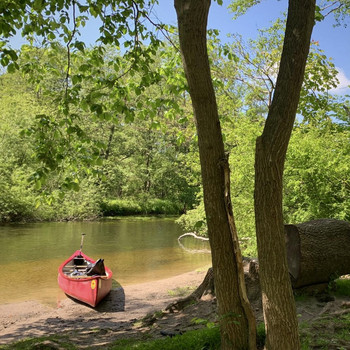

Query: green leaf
[[71, 182, 80, 192], [34, 179, 42, 190], [7, 62, 18, 73], [90, 104, 103, 114], [194, 220, 204, 228], [315, 6, 325, 22], [74, 41, 85, 52], [33, 0, 43, 11]]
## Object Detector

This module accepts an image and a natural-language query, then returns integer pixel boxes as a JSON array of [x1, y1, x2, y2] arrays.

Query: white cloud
[[331, 68, 350, 95]]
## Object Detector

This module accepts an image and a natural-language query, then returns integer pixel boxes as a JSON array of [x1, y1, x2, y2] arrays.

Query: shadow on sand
[[0, 281, 129, 346]]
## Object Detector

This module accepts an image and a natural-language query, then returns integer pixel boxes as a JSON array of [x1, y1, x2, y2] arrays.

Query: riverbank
[[1, 271, 349, 349], [0, 269, 210, 347]]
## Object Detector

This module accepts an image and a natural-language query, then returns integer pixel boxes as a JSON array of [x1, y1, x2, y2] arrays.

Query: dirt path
[[0, 270, 208, 348]]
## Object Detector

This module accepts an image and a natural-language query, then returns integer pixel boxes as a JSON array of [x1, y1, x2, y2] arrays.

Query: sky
[[152, 0, 350, 95], [9, 0, 350, 95]]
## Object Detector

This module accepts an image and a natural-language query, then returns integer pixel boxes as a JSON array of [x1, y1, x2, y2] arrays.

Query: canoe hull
[[58, 250, 113, 307]]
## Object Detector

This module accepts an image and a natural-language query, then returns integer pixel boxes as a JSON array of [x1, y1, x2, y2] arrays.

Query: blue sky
[[153, 0, 350, 95]]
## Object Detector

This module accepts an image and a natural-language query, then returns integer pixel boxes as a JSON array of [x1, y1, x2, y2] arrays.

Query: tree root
[[165, 258, 262, 313], [165, 267, 215, 313]]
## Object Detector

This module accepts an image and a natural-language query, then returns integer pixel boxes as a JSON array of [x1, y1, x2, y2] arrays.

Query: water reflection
[[0, 218, 211, 306]]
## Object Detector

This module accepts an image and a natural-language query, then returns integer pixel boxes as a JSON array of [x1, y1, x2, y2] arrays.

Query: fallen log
[[166, 219, 350, 312], [285, 219, 350, 288]]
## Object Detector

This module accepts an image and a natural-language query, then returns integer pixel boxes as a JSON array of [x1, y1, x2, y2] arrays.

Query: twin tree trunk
[[174, 1, 256, 349], [254, 0, 316, 349], [175, 0, 316, 349]]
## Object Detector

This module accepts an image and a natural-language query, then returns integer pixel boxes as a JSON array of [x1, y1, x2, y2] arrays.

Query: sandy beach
[[0, 269, 210, 347]]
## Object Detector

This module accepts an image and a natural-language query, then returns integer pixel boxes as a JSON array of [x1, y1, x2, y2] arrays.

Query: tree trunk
[[254, 1, 316, 349], [174, 1, 256, 349], [165, 258, 262, 313], [104, 125, 115, 160], [286, 219, 350, 288]]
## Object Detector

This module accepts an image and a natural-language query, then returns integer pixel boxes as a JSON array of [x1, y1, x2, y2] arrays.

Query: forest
[[1, 0, 350, 349], [0, 9, 349, 256]]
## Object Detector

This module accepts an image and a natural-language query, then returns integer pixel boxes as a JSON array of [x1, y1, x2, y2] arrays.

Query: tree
[[175, 0, 317, 349], [1, 1, 340, 348], [254, 0, 316, 348], [174, 1, 256, 349]]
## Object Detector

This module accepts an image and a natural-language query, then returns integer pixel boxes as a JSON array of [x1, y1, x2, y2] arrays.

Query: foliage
[[177, 15, 350, 258], [101, 197, 183, 216], [0, 0, 167, 195], [0, 1, 348, 238], [0, 40, 199, 222], [256, 322, 266, 349], [284, 126, 350, 223], [176, 199, 207, 235], [0, 167, 37, 222], [332, 277, 350, 297]]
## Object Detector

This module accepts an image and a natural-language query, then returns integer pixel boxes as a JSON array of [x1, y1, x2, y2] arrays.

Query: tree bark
[[286, 219, 350, 288], [254, 1, 316, 349], [174, 1, 256, 349]]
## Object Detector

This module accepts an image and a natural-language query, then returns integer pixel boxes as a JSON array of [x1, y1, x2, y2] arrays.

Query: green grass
[[300, 312, 350, 349], [3, 314, 350, 350], [333, 277, 350, 297], [167, 286, 196, 297], [108, 327, 220, 350]]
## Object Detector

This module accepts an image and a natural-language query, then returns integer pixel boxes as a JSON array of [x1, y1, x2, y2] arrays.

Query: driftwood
[[285, 219, 350, 288], [177, 232, 211, 254]]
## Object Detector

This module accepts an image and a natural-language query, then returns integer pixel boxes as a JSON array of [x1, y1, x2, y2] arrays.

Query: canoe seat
[[73, 256, 86, 265], [62, 257, 106, 277]]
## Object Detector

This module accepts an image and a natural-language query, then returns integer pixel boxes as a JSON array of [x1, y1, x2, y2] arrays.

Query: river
[[0, 217, 211, 306]]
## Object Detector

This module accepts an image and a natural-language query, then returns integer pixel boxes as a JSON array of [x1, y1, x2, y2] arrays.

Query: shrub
[[101, 198, 182, 216]]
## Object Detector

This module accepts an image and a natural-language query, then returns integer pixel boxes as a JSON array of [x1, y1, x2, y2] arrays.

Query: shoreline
[[0, 269, 208, 346]]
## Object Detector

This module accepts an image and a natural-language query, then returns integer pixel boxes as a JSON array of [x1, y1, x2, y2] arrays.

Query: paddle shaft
[[79, 233, 86, 254]]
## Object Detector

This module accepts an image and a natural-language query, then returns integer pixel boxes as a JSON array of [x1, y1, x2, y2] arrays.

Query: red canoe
[[58, 250, 113, 307]]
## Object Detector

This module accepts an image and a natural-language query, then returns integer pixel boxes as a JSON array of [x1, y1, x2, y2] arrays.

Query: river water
[[0, 217, 211, 306]]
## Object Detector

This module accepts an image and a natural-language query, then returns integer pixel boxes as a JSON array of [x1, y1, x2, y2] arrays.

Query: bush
[[141, 198, 182, 215], [101, 198, 183, 216], [101, 199, 143, 216]]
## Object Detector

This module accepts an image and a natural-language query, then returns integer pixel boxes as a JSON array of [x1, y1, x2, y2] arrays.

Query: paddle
[[79, 233, 86, 255], [73, 233, 86, 265]]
